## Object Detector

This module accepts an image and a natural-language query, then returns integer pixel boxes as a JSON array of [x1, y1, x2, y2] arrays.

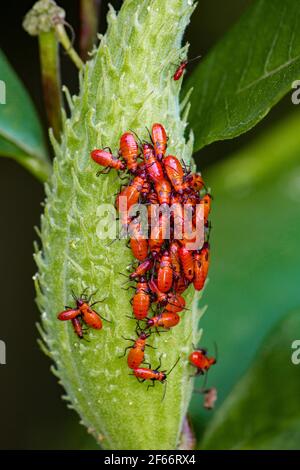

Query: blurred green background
[[0, 0, 299, 449]]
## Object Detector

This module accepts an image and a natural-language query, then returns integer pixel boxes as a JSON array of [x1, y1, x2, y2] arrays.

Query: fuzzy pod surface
[[35, 0, 204, 450]]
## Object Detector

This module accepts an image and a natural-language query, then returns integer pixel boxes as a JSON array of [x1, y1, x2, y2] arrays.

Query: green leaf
[[185, 0, 300, 151], [189, 110, 300, 434], [200, 309, 300, 450], [0, 49, 51, 181]]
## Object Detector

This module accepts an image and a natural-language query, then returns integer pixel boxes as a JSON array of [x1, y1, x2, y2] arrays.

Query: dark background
[[0, 0, 293, 449]]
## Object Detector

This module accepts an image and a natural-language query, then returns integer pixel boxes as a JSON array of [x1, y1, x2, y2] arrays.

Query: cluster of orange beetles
[[57, 121, 217, 407]]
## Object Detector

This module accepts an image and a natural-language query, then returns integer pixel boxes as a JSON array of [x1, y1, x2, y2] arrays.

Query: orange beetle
[[116, 175, 145, 213], [147, 189, 159, 205], [119, 132, 139, 173], [178, 245, 194, 281], [129, 219, 148, 261], [193, 244, 210, 291], [75, 296, 104, 330], [57, 290, 109, 333], [151, 123, 168, 161], [174, 275, 190, 294], [200, 242, 210, 280], [173, 55, 201, 81], [132, 356, 180, 400], [131, 277, 151, 320], [200, 194, 212, 223], [165, 292, 186, 313], [164, 155, 184, 194], [130, 237, 149, 262], [57, 308, 79, 321], [184, 172, 205, 192], [148, 279, 168, 305], [169, 241, 181, 280], [173, 60, 188, 81], [155, 178, 171, 206], [157, 251, 173, 293], [71, 317, 84, 339], [141, 179, 151, 198], [149, 214, 166, 258], [170, 193, 184, 238], [129, 259, 153, 280], [189, 346, 216, 376], [143, 143, 164, 183], [145, 311, 180, 330], [91, 149, 125, 173], [121, 328, 152, 369]]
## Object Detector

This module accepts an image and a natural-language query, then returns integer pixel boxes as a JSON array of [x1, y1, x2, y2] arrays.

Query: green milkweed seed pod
[[34, 0, 205, 450]]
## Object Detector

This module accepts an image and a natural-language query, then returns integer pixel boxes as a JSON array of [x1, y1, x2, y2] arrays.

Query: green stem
[[80, 0, 101, 61], [54, 23, 84, 70], [38, 31, 63, 141]]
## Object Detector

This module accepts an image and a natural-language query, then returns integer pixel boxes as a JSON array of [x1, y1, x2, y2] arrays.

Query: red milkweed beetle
[[129, 227, 149, 262], [144, 311, 181, 330], [131, 277, 151, 320], [131, 355, 180, 401], [169, 241, 181, 280], [57, 289, 110, 335], [129, 259, 153, 280], [173, 55, 202, 81], [157, 250, 173, 293], [189, 343, 217, 377], [116, 174, 146, 214], [151, 123, 168, 161], [183, 172, 206, 192], [193, 242, 210, 291], [174, 275, 190, 294], [149, 214, 166, 259], [91, 148, 125, 174], [148, 279, 186, 313], [155, 178, 172, 206], [120, 325, 155, 369], [163, 155, 185, 194], [142, 143, 164, 183], [119, 132, 140, 174], [71, 317, 84, 339], [178, 245, 194, 281]]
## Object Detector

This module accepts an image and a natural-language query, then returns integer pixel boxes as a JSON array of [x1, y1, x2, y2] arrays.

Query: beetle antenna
[[201, 370, 209, 390], [167, 356, 180, 376], [129, 129, 143, 147], [71, 289, 77, 302], [162, 381, 167, 402], [145, 126, 153, 144], [213, 341, 218, 363], [187, 54, 202, 64]]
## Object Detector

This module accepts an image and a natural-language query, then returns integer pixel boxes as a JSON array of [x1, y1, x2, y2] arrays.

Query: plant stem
[[80, 0, 101, 61], [55, 23, 84, 70], [38, 31, 63, 141]]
